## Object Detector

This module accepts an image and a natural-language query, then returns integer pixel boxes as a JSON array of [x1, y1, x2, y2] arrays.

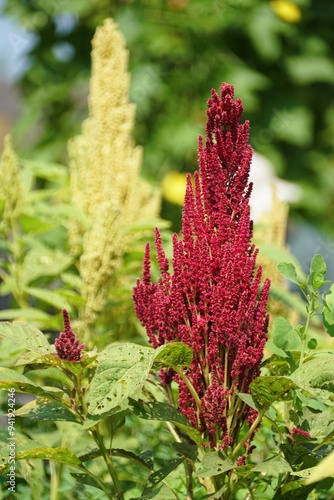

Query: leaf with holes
[[290, 355, 334, 406], [0, 322, 52, 354], [196, 452, 234, 478], [128, 399, 202, 447], [141, 458, 184, 497], [15, 397, 81, 423], [250, 376, 298, 411], [87, 343, 155, 415]]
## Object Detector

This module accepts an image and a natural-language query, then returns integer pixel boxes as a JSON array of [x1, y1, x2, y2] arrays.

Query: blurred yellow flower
[[162, 170, 187, 205], [270, 1, 302, 23]]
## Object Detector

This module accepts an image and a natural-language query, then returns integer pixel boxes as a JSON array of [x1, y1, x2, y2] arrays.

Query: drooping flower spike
[[134, 83, 270, 450], [55, 309, 86, 362]]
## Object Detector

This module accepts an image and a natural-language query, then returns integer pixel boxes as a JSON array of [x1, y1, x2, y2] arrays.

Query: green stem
[[299, 294, 315, 367], [91, 427, 124, 499], [231, 408, 266, 461], [49, 461, 60, 500], [173, 366, 203, 429], [75, 376, 123, 498], [173, 366, 202, 413]]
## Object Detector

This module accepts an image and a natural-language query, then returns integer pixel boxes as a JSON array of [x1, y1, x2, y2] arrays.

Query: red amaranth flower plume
[[133, 83, 270, 451], [55, 309, 85, 362]]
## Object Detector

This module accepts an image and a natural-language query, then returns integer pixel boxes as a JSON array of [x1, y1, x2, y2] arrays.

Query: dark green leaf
[[128, 399, 202, 447], [172, 442, 198, 461], [70, 473, 108, 495], [142, 458, 184, 496], [273, 479, 315, 499], [307, 338, 318, 350], [250, 376, 297, 410]]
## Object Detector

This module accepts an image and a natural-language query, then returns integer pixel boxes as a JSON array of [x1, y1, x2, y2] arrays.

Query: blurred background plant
[[1, 0, 334, 238], [0, 16, 164, 350]]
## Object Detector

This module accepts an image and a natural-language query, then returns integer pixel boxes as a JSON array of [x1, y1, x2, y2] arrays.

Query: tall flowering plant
[[134, 83, 270, 457]]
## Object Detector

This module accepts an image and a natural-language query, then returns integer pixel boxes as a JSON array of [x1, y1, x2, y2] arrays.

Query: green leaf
[[87, 343, 154, 415], [0, 367, 46, 395], [307, 338, 318, 350], [0, 309, 51, 322], [16, 447, 86, 471], [128, 399, 202, 447], [22, 247, 73, 284], [24, 286, 72, 311], [323, 284, 334, 337], [0, 436, 45, 471], [273, 479, 315, 499], [70, 473, 108, 495], [296, 391, 327, 412], [272, 317, 302, 351], [142, 458, 184, 497], [305, 451, 334, 484], [265, 341, 289, 359], [21, 159, 68, 183], [0, 321, 51, 354], [237, 392, 258, 411], [252, 455, 292, 475], [250, 376, 297, 410], [15, 396, 80, 423], [154, 342, 192, 368], [310, 254, 327, 278], [196, 452, 234, 478], [290, 355, 334, 406], [308, 254, 328, 290], [277, 262, 299, 285], [172, 442, 198, 461]]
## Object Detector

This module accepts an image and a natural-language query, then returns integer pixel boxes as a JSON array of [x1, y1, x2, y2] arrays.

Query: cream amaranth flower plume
[[133, 83, 270, 451], [55, 309, 86, 362]]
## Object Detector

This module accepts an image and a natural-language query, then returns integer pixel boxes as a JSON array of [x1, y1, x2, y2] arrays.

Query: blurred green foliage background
[[3, 0, 334, 231]]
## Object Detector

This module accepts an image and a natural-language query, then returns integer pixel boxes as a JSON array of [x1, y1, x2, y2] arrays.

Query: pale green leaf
[[196, 452, 234, 478], [0, 322, 51, 353], [252, 455, 292, 474], [290, 355, 334, 406], [0, 309, 51, 322], [272, 317, 302, 351], [24, 286, 72, 311], [277, 262, 299, 285], [22, 247, 73, 284], [87, 343, 154, 415]]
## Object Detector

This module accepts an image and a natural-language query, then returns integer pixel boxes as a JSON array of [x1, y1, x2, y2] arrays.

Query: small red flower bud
[[55, 310, 85, 362]]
